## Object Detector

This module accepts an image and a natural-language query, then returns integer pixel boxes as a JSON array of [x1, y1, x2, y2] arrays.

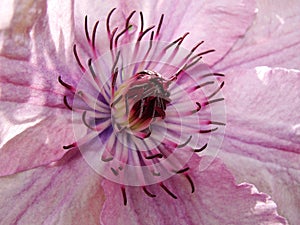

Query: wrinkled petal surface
[[0, 155, 104, 225], [215, 0, 300, 71], [101, 156, 287, 225], [219, 67, 300, 224]]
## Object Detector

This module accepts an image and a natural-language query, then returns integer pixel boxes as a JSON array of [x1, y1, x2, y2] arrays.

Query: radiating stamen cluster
[[58, 8, 226, 205]]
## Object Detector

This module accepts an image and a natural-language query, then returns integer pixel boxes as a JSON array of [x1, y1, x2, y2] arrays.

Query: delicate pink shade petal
[[101, 156, 287, 225], [215, 0, 300, 71], [0, 156, 104, 225], [220, 67, 300, 224], [0, 102, 74, 176]]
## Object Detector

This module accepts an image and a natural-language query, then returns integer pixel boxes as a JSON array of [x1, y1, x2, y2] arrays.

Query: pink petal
[[215, 0, 300, 71], [0, 156, 104, 225], [74, 0, 256, 65], [101, 156, 287, 225], [220, 67, 300, 224], [0, 102, 75, 176]]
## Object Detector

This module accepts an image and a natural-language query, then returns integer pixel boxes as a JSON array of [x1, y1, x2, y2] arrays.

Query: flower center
[[111, 70, 170, 139]]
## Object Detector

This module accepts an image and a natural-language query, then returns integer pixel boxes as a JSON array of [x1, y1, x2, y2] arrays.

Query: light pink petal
[[0, 102, 75, 176], [220, 67, 300, 224], [0, 0, 81, 174], [74, 0, 256, 65], [101, 156, 286, 225], [0, 155, 104, 225], [215, 0, 300, 71]]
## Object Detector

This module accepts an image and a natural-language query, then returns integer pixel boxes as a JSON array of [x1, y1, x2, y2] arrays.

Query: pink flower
[[0, 0, 298, 224]]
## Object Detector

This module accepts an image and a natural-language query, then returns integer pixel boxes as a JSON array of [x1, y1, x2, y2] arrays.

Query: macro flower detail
[[58, 8, 226, 204]]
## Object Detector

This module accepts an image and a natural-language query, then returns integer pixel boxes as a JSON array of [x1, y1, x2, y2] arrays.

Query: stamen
[[177, 32, 189, 46], [209, 121, 226, 126], [63, 96, 73, 110], [138, 25, 156, 41], [175, 167, 190, 174], [191, 41, 204, 53], [142, 186, 156, 198], [114, 25, 133, 48], [191, 102, 201, 113], [92, 21, 99, 51], [160, 183, 177, 199], [111, 167, 119, 176], [63, 142, 77, 150], [121, 186, 127, 205], [58, 76, 75, 92], [73, 44, 86, 72], [207, 81, 225, 99], [201, 72, 225, 78], [111, 68, 118, 97], [199, 127, 218, 133], [139, 12, 144, 33], [145, 153, 163, 160], [88, 58, 96, 78], [125, 10, 136, 29], [106, 8, 116, 37], [84, 15, 91, 43], [204, 98, 225, 106], [194, 81, 214, 90], [194, 143, 208, 152], [185, 174, 195, 193], [177, 135, 192, 148], [82, 111, 95, 130], [156, 14, 164, 38], [110, 27, 118, 51], [193, 49, 215, 58]]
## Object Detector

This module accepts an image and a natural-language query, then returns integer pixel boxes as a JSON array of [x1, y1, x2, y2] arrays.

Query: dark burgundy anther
[[125, 10, 136, 29], [207, 81, 225, 99], [139, 12, 144, 33], [145, 153, 163, 160], [63, 142, 77, 150], [201, 72, 225, 78], [106, 8, 116, 37], [82, 111, 96, 131], [160, 183, 177, 199], [204, 98, 225, 106], [191, 40, 204, 53], [88, 58, 97, 78], [143, 186, 156, 198], [194, 143, 208, 152], [177, 32, 189, 46], [58, 76, 75, 92], [101, 156, 113, 162], [121, 186, 127, 205], [195, 49, 216, 57], [111, 167, 119, 176], [199, 127, 218, 133], [178, 135, 192, 148], [185, 174, 195, 193], [114, 25, 133, 48], [138, 25, 155, 41], [92, 21, 99, 51], [63, 96, 73, 110], [209, 121, 226, 126], [175, 167, 190, 174], [194, 81, 214, 90], [156, 14, 164, 37], [109, 27, 118, 50], [165, 36, 183, 50], [73, 44, 86, 72], [84, 15, 91, 43], [195, 102, 201, 112]]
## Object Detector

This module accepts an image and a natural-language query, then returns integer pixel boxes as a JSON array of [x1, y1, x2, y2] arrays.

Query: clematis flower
[[0, 0, 298, 224]]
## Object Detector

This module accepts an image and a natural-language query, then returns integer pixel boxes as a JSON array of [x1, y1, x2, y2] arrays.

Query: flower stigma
[[57, 8, 226, 205]]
